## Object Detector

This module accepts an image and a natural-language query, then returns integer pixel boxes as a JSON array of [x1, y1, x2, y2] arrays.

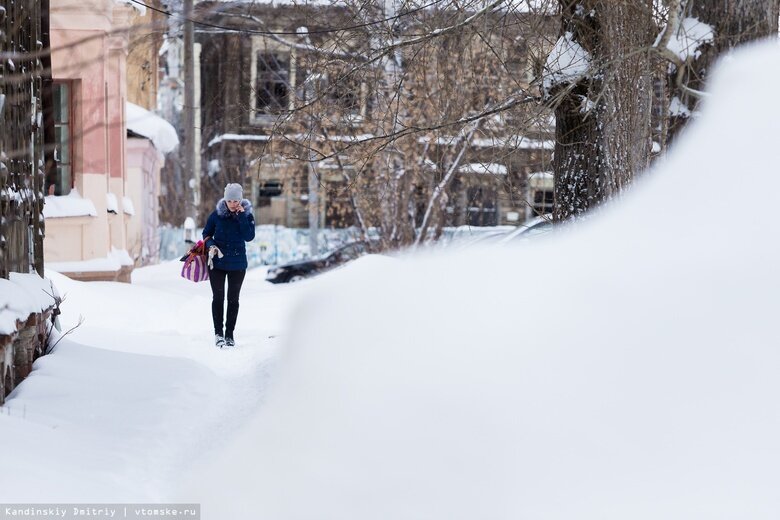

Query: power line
[[130, 0, 449, 35]]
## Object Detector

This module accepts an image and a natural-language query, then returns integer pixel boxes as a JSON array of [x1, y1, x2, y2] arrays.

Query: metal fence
[[160, 224, 364, 267], [159, 224, 509, 267]]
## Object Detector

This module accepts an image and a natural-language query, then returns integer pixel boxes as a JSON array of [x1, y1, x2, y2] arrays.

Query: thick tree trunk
[[693, 0, 780, 50], [552, 0, 654, 222], [552, 90, 601, 219]]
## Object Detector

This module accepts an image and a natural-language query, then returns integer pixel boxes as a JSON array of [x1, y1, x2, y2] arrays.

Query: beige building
[[43, 0, 176, 281], [195, 1, 555, 236]]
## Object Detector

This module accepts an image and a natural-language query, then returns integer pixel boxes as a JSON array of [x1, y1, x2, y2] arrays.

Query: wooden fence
[[0, 0, 52, 279], [0, 0, 56, 403]]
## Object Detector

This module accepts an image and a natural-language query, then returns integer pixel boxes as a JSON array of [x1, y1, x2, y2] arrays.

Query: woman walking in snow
[[203, 183, 255, 348]]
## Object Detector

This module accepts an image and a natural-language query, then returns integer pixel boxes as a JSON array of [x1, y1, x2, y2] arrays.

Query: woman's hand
[[226, 200, 244, 213]]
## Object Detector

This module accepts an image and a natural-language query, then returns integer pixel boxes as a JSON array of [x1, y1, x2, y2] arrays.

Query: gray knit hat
[[224, 183, 243, 201]]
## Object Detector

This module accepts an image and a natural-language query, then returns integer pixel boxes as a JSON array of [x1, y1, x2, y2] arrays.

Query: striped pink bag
[[181, 253, 209, 282], [180, 239, 210, 282]]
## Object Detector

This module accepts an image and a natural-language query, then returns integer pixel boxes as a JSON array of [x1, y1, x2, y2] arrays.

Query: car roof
[[496, 215, 553, 244]]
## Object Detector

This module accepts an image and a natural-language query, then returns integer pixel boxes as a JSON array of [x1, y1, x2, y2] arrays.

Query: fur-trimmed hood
[[216, 198, 253, 218]]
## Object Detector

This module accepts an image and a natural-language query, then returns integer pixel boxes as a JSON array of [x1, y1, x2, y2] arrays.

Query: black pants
[[209, 268, 246, 338]]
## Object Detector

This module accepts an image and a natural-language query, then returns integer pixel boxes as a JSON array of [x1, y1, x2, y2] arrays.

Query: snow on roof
[[203, 0, 557, 12], [126, 102, 179, 154], [318, 133, 375, 143], [208, 133, 377, 148], [417, 135, 555, 150], [206, 0, 341, 5], [476, 136, 555, 149], [43, 189, 98, 219], [209, 132, 554, 150], [458, 162, 507, 175], [208, 134, 271, 147], [528, 170, 553, 188], [0, 273, 58, 335], [542, 31, 591, 94]]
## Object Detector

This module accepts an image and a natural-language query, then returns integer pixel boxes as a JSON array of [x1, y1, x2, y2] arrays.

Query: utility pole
[[183, 0, 197, 222], [308, 134, 320, 257]]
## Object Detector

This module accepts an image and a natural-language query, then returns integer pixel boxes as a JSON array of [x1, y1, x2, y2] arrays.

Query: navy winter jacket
[[203, 199, 256, 271]]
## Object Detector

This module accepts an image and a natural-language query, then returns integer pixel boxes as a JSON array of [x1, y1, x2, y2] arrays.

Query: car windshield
[[497, 215, 553, 244], [516, 221, 552, 238], [325, 243, 364, 260]]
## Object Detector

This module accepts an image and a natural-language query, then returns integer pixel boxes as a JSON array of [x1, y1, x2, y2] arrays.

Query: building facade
[[43, 0, 174, 280], [194, 1, 555, 237]]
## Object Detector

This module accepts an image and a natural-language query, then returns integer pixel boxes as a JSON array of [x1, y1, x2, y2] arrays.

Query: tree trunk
[[552, 0, 654, 222], [668, 0, 780, 142]]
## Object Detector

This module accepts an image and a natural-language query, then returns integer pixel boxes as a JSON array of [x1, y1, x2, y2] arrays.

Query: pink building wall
[[44, 0, 141, 281]]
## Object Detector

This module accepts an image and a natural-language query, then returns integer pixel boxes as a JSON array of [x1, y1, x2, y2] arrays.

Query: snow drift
[[186, 40, 780, 519]]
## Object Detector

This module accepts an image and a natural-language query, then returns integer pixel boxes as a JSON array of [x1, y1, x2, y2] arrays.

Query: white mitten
[[208, 245, 223, 269]]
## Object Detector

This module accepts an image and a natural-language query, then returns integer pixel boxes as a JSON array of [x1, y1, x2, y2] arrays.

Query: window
[[255, 53, 290, 114], [533, 189, 554, 214], [257, 180, 283, 207], [328, 74, 361, 116], [48, 83, 72, 195], [466, 186, 498, 226], [299, 68, 365, 121], [324, 180, 355, 228]]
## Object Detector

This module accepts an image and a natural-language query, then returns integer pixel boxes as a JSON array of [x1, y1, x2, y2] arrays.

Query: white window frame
[[250, 37, 296, 125]]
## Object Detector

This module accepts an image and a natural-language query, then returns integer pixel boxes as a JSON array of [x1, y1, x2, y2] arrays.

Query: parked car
[[496, 215, 553, 244], [266, 242, 370, 283], [446, 227, 515, 250]]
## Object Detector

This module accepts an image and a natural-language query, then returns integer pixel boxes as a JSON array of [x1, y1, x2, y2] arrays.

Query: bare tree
[[230, 0, 558, 250], [193, 0, 779, 248]]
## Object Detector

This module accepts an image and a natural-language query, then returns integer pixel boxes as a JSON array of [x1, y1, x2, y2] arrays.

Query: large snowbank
[[126, 102, 179, 154], [186, 41, 780, 518], [0, 273, 58, 335]]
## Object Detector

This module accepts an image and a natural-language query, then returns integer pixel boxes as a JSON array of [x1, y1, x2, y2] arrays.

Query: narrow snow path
[[0, 261, 309, 501]]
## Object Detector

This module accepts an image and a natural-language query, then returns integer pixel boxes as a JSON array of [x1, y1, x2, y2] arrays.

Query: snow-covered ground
[[0, 262, 309, 501], [2, 40, 780, 519], [184, 42, 780, 519]]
